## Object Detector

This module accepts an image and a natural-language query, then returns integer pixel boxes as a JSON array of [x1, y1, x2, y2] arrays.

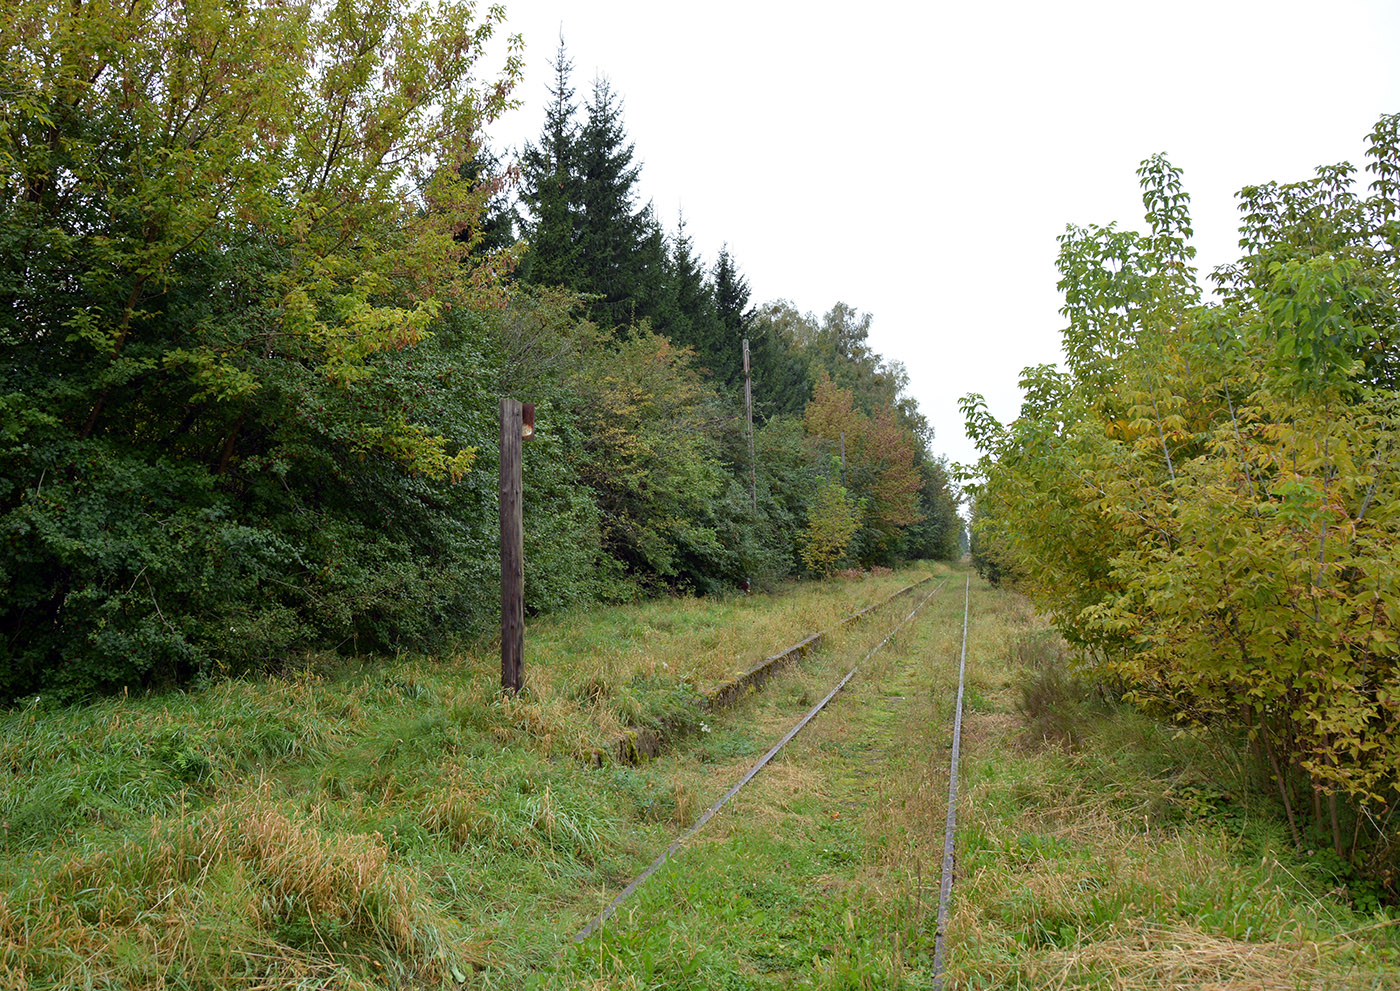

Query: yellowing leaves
[[162, 348, 261, 403], [803, 374, 922, 552], [800, 478, 862, 576], [357, 417, 477, 483], [966, 121, 1400, 881]]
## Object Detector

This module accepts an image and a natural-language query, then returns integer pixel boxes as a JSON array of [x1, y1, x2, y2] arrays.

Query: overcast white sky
[[482, 0, 1400, 474]]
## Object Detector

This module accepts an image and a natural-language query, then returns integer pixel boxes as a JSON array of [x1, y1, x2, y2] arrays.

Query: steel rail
[[574, 577, 949, 942], [701, 574, 935, 713], [931, 575, 971, 990]]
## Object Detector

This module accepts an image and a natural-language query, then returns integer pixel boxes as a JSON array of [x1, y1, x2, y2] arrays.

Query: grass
[[6, 564, 1394, 989], [536, 570, 972, 989], [945, 587, 1400, 990], [0, 564, 937, 990]]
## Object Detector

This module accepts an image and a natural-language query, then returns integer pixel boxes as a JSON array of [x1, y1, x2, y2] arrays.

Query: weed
[[1015, 657, 1092, 749], [151, 727, 213, 784], [698, 727, 760, 763], [609, 768, 679, 824], [1009, 626, 1069, 670]]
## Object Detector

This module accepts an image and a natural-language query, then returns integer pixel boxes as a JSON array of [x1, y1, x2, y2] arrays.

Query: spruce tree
[[714, 246, 753, 338], [662, 216, 722, 364], [574, 76, 664, 329], [518, 40, 581, 289], [709, 245, 753, 387], [517, 54, 668, 331], [628, 206, 672, 329]]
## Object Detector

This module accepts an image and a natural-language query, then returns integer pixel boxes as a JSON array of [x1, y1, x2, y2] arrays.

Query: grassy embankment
[[4, 564, 1397, 989], [0, 566, 934, 990]]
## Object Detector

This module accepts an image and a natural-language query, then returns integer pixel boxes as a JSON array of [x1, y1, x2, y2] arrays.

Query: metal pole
[[499, 398, 524, 693]]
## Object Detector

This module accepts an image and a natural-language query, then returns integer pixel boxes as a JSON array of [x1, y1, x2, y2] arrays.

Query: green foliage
[[0, 14, 953, 699], [793, 302, 916, 422], [964, 114, 1400, 897], [568, 327, 728, 590], [746, 300, 818, 419], [657, 216, 726, 371], [0, 0, 522, 697], [903, 457, 963, 562], [800, 473, 863, 575], [967, 494, 1007, 585]]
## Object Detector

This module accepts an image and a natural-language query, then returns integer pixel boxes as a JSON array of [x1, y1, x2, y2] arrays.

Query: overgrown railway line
[[571, 573, 975, 981], [544, 569, 1400, 990], [613, 574, 937, 764]]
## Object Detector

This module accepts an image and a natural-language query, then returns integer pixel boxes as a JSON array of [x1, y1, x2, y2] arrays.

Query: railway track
[[932, 576, 971, 990], [549, 572, 1396, 990], [614, 574, 937, 764], [573, 573, 973, 960]]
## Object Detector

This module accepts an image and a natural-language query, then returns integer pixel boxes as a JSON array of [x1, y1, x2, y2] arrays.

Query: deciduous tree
[[0, 0, 521, 696], [963, 116, 1400, 892]]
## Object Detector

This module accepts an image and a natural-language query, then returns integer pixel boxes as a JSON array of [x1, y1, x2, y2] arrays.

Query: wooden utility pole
[[742, 338, 756, 512], [499, 398, 528, 693]]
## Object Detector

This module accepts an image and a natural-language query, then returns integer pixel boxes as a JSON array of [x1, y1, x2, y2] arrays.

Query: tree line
[[0, 2, 960, 701], [963, 115, 1400, 898]]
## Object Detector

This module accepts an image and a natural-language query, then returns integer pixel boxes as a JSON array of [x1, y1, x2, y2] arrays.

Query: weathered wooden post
[[499, 399, 534, 693]]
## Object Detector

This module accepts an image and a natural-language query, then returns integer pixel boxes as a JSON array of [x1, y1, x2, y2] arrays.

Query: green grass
[[945, 587, 1400, 990], [7, 565, 1391, 989], [0, 564, 940, 990]]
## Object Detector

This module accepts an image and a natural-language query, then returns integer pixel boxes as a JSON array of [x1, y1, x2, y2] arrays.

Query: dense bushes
[[1, 0, 520, 696], [963, 115, 1400, 894], [0, 1, 961, 701]]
